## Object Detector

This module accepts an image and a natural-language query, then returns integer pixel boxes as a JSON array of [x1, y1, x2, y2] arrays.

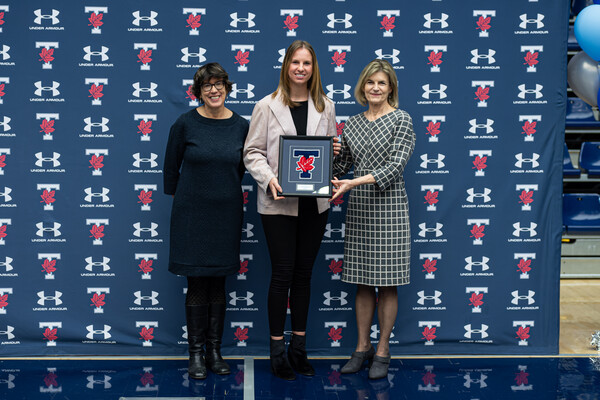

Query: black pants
[[261, 198, 329, 337]]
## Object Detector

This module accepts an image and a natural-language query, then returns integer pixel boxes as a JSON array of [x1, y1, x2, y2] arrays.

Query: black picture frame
[[277, 135, 333, 197]]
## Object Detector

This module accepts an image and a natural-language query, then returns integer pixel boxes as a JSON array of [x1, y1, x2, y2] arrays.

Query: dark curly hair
[[191, 63, 233, 101]]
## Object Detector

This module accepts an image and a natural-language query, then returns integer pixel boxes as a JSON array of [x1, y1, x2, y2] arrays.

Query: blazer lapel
[[269, 93, 296, 136]]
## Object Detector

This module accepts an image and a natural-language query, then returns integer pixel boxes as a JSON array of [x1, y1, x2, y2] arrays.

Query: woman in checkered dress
[[331, 59, 415, 380]]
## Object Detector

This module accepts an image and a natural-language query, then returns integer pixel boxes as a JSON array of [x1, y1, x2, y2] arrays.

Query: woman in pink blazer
[[244, 40, 338, 380]]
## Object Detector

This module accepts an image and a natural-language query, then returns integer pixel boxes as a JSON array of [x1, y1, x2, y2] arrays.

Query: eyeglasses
[[201, 81, 225, 92]]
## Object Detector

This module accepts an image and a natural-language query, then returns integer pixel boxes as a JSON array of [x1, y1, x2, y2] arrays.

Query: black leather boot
[[270, 338, 296, 380], [287, 334, 315, 376], [206, 303, 230, 375], [186, 304, 208, 380]]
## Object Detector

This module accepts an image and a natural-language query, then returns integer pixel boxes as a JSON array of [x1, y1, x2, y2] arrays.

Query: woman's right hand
[[268, 177, 285, 200]]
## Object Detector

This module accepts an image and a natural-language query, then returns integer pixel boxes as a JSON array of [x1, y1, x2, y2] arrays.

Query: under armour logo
[[0, 187, 12, 202], [36, 222, 61, 237], [0, 116, 10, 132], [132, 82, 158, 98], [324, 223, 345, 238], [327, 13, 352, 29], [326, 84, 351, 99], [132, 11, 158, 26], [417, 290, 442, 305], [518, 84, 543, 99], [464, 324, 488, 339], [86, 374, 112, 390], [133, 222, 158, 237], [420, 153, 445, 169], [0, 45, 10, 61], [418, 223, 443, 238], [424, 13, 449, 29], [37, 290, 63, 306], [519, 13, 544, 29], [83, 46, 109, 62], [464, 372, 488, 389], [34, 9, 60, 25], [180, 47, 207, 63], [466, 188, 492, 203], [229, 83, 255, 99], [35, 152, 60, 167], [0, 256, 13, 271], [511, 290, 535, 305], [422, 84, 447, 99], [469, 119, 494, 134], [83, 117, 109, 133], [465, 256, 490, 271], [85, 256, 110, 272], [323, 291, 348, 306], [470, 49, 496, 64], [34, 81, 60, 97], [374, 49, 400, 64], [132, 153, 158, 168], [133, 290, 159, 305], [229, 291, 254, 306], [513, 222, 537, 237], [230, 12, 256, 28], [0, 325, 15, 340], [84, 187, 110, 203], [86, 325, 111, 340], [514, 153, 540, 168]]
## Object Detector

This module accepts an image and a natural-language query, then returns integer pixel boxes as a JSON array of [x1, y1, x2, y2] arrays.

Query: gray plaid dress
[[333, 109, 415, 286]]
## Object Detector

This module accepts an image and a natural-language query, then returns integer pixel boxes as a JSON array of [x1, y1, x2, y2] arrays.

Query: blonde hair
[[273, 40, 326, 113], [354, 59, 399, 108]]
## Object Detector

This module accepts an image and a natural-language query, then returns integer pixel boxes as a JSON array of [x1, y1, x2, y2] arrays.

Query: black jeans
[[260, 198, 329, 337]]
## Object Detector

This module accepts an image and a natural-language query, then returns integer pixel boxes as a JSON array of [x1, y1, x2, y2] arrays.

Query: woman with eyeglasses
[[164, 63, 249, 380]]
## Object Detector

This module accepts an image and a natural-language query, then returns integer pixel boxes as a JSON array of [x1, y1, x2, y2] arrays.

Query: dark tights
[[261, 198, 329, 337], [186, 276, 226, 306]]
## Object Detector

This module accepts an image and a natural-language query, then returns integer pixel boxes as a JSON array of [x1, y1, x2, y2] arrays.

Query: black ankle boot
[[186, 305, 208, 379], [270, 338, 296, 380], [287, 334, 315, 376], [206, 303, 230, 375]]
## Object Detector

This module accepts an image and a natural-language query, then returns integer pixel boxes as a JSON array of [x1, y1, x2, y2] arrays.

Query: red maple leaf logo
[[0, 83, 5, 97], [137, 49, 152, 64], [139, 327, 154, 341], [328, 327, 342, 342], [186, 85, 197, 101], [516, 326, 530, 341], [380, 16, 395, 31], [476, 16, 491, 31], [296, 156, 315, 173], [331, 196, 344, 206], [0, 155, 5, 168], [239, 260, 248, 274], [470, 225, 485, 240], [424, 190, 438, 206], [517, 259, 532, 274], [88, 12, 103, 28], [0, 224, 7, 239], [90, 293, 105, 307], [40, 119, 55, 135], [0, 294, 8, 308], [515, 371, 529, 386], [522, 121, 536, 136], [336, 122, 345, 137], [472, 156, 487, 171], [39, 48, 54, 63], [140, 372, 154, 386], [474, 86, 489, 102], [0, 12, 5, 26], [422, 326, 437, 341], [235, 369, 244, 386], [469, 293, 484, 307], [426, 121, 440, 137], [44, 372, 58, 388], [186, 14, 202, 29], [235, 50, 250, 66], [523, 51, 538, 67], [138, 259, 154, 274], [138, 190, 153, 205], [42, 259, 56, 274], [519, 190, 534, 205], [427, 51, 443, 67], [43, 327, 57, 341], [89, 224, 104, 240], [422, 259, 437, 274], [328, 260, 343, 274], [422, 371, 436, 386], [331, 51, 346, 67], [283, 15, 298, 31], [328, 370, 342, 386], [234, 327, 248, 341], [137, 120, 152, 136], [40, 189, 56, 205], [89, 155, 104, 170], [243, 191, 249, 205], [88, 84, 104, 100]]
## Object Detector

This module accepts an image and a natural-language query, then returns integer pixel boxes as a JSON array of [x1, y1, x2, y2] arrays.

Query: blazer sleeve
[[332, 117, 354, 178], [371, 111, 416, 192], [163, 117, 186, 195], [243, 100, 275, 194]]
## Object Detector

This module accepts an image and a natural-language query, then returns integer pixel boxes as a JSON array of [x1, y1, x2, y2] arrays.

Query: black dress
[[163, 109, 249, 276]]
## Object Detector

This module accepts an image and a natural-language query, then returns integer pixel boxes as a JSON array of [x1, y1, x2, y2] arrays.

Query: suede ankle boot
[[287, 334, 315, 376], [270, 338, 296, 380]]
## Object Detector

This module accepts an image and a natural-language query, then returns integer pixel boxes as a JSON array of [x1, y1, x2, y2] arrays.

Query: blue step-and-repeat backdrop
[[0, 0, 567, 356]]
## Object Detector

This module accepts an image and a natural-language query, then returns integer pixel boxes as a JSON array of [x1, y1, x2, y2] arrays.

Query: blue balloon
[[575, 5, 600, 61]]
